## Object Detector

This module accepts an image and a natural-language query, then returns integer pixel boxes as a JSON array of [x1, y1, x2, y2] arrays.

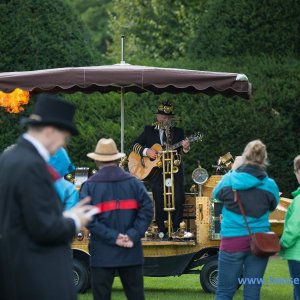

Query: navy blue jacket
[[80, 166, 153, 267], [213, 164, 279, 237]]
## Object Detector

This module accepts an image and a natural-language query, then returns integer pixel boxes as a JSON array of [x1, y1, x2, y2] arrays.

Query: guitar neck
[[170, 140, 184, 150], [168, 132, 202, 150]]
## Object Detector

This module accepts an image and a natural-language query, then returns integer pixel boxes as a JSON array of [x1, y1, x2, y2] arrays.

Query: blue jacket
[[49, 147, 78, 210], [80, 166, 153, 267], [49, 147, 76, 177], [212, 164, 279, 237]]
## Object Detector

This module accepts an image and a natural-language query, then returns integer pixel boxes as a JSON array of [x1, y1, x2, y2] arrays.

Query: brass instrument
[[65, 173, 75, 184], [173, 153, 181, 169], [65, 168, 97, 185], [218, 152, 234, 170], [212, 152, 234, 174], [161, 148, 177, 238]]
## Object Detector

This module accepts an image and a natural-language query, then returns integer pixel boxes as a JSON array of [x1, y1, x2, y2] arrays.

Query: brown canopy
[[0, 63, 251, 99]]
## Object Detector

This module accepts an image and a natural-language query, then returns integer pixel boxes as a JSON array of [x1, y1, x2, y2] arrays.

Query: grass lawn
[[79, 257, 292, 300]]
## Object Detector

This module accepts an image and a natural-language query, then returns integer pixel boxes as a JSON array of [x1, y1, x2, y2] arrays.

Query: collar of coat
[[87, 165, 134, 182], [291, 187, 300, 198]]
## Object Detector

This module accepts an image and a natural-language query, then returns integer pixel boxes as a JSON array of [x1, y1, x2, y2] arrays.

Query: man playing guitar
[[132, 101, 190, 238]]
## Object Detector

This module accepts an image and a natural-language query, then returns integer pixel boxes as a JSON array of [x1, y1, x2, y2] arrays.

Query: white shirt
[[23, 133, 50, 161]]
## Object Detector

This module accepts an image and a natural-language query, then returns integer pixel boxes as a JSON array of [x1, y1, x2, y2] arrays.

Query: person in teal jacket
[[280, 155, 300, 300], [49, 147, 78, 210], [213, 140, 279, 300]]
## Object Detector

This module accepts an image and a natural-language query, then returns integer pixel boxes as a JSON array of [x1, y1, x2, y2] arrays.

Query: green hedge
[[0, 0, 96, 71]]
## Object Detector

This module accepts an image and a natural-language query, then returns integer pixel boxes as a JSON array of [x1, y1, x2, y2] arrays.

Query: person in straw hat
[[80, 138, 153, 300], [0, 93, 95, 300]]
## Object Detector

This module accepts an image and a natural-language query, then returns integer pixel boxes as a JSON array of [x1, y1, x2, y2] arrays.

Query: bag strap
[[233, 190, 252, 236]]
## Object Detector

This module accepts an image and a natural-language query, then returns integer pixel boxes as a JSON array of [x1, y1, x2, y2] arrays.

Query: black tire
[[200, 259, 218, 293], [73, 258, 89, 293]]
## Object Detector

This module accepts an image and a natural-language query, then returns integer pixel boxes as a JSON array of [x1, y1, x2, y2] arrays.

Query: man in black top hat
[[0, 94, 95, 300], [132, 101, 190, 238]]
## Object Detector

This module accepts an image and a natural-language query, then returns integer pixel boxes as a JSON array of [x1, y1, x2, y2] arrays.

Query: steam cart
[[71, 153, 289, 294]]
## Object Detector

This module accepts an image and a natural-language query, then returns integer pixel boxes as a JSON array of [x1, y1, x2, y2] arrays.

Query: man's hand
[[116, 234, 134, 248], [146, 148, 157, 159], [182, 138, 190, 152], [63, 196, 95, 228]]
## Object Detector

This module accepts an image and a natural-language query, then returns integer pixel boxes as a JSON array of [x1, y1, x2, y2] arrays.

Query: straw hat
[[87, 138, 125, 162]]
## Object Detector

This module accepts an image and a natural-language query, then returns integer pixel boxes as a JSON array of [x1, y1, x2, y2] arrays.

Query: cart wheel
[[200, 259, 218, 293], [73, 258, 89, 293]]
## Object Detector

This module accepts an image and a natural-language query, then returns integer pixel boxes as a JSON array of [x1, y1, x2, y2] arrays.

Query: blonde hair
[[294, 155, 300, 172], [241, 139, 268, 168]]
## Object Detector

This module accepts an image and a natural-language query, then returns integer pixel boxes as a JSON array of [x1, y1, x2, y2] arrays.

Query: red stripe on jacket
[[95, 199, 139, 214]]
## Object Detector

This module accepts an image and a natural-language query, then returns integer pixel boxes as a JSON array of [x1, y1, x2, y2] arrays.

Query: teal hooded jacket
[[213, 164, 279, 237]]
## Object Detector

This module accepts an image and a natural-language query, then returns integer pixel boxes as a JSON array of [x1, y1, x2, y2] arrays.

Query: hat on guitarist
[[156, 101, 174, 116]]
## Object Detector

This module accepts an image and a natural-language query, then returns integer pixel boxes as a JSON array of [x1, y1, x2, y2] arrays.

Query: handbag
[[233, 190, 280, 257]]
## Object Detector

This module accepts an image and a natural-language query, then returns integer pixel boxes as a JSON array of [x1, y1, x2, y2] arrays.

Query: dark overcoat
[[0, 138, 77, 300]]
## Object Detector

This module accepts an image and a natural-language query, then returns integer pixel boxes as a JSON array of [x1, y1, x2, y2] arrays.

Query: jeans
[[288, 260, 300, 300], [91, 265, 144, 300], [216, 250, 269, 300]]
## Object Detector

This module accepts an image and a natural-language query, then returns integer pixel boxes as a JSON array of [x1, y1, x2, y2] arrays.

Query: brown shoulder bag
[[233, 190, 280, 257]]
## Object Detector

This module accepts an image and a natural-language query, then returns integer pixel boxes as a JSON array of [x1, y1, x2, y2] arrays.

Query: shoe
[[172, 230, 194, 239], [183, 231, 194, 238]]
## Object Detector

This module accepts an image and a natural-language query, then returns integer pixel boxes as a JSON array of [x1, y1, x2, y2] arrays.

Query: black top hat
[[156, 101, 174, 115], [21, 94, 79, 135]]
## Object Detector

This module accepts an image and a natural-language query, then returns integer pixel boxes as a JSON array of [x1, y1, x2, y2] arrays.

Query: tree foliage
[[68, 0, 112, 63], [0, 0, 96, 72], [106, 0, 207, 62], [190, 0, 300, 58]]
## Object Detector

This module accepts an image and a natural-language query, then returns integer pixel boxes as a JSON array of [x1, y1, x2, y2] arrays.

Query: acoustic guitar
[[128, 132, 203, 181]]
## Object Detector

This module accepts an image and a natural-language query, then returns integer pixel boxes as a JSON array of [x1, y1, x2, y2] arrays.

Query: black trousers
[[91, 265, 144, 300], [150, 170, 185, 233]]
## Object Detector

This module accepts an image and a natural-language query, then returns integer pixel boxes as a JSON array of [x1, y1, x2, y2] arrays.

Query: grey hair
[[241, 139, 269, 168]]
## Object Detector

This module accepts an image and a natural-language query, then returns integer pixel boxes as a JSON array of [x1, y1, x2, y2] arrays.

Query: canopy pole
[[121, 87, 124, 153], [121, 35, 125, 64], [120, 35, 125, 152]]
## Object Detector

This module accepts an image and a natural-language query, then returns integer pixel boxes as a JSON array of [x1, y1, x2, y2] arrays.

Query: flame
[[0, 88, 30, 113]]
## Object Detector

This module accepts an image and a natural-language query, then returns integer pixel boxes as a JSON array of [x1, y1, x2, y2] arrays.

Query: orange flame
[[0, 88, 30, 113]]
